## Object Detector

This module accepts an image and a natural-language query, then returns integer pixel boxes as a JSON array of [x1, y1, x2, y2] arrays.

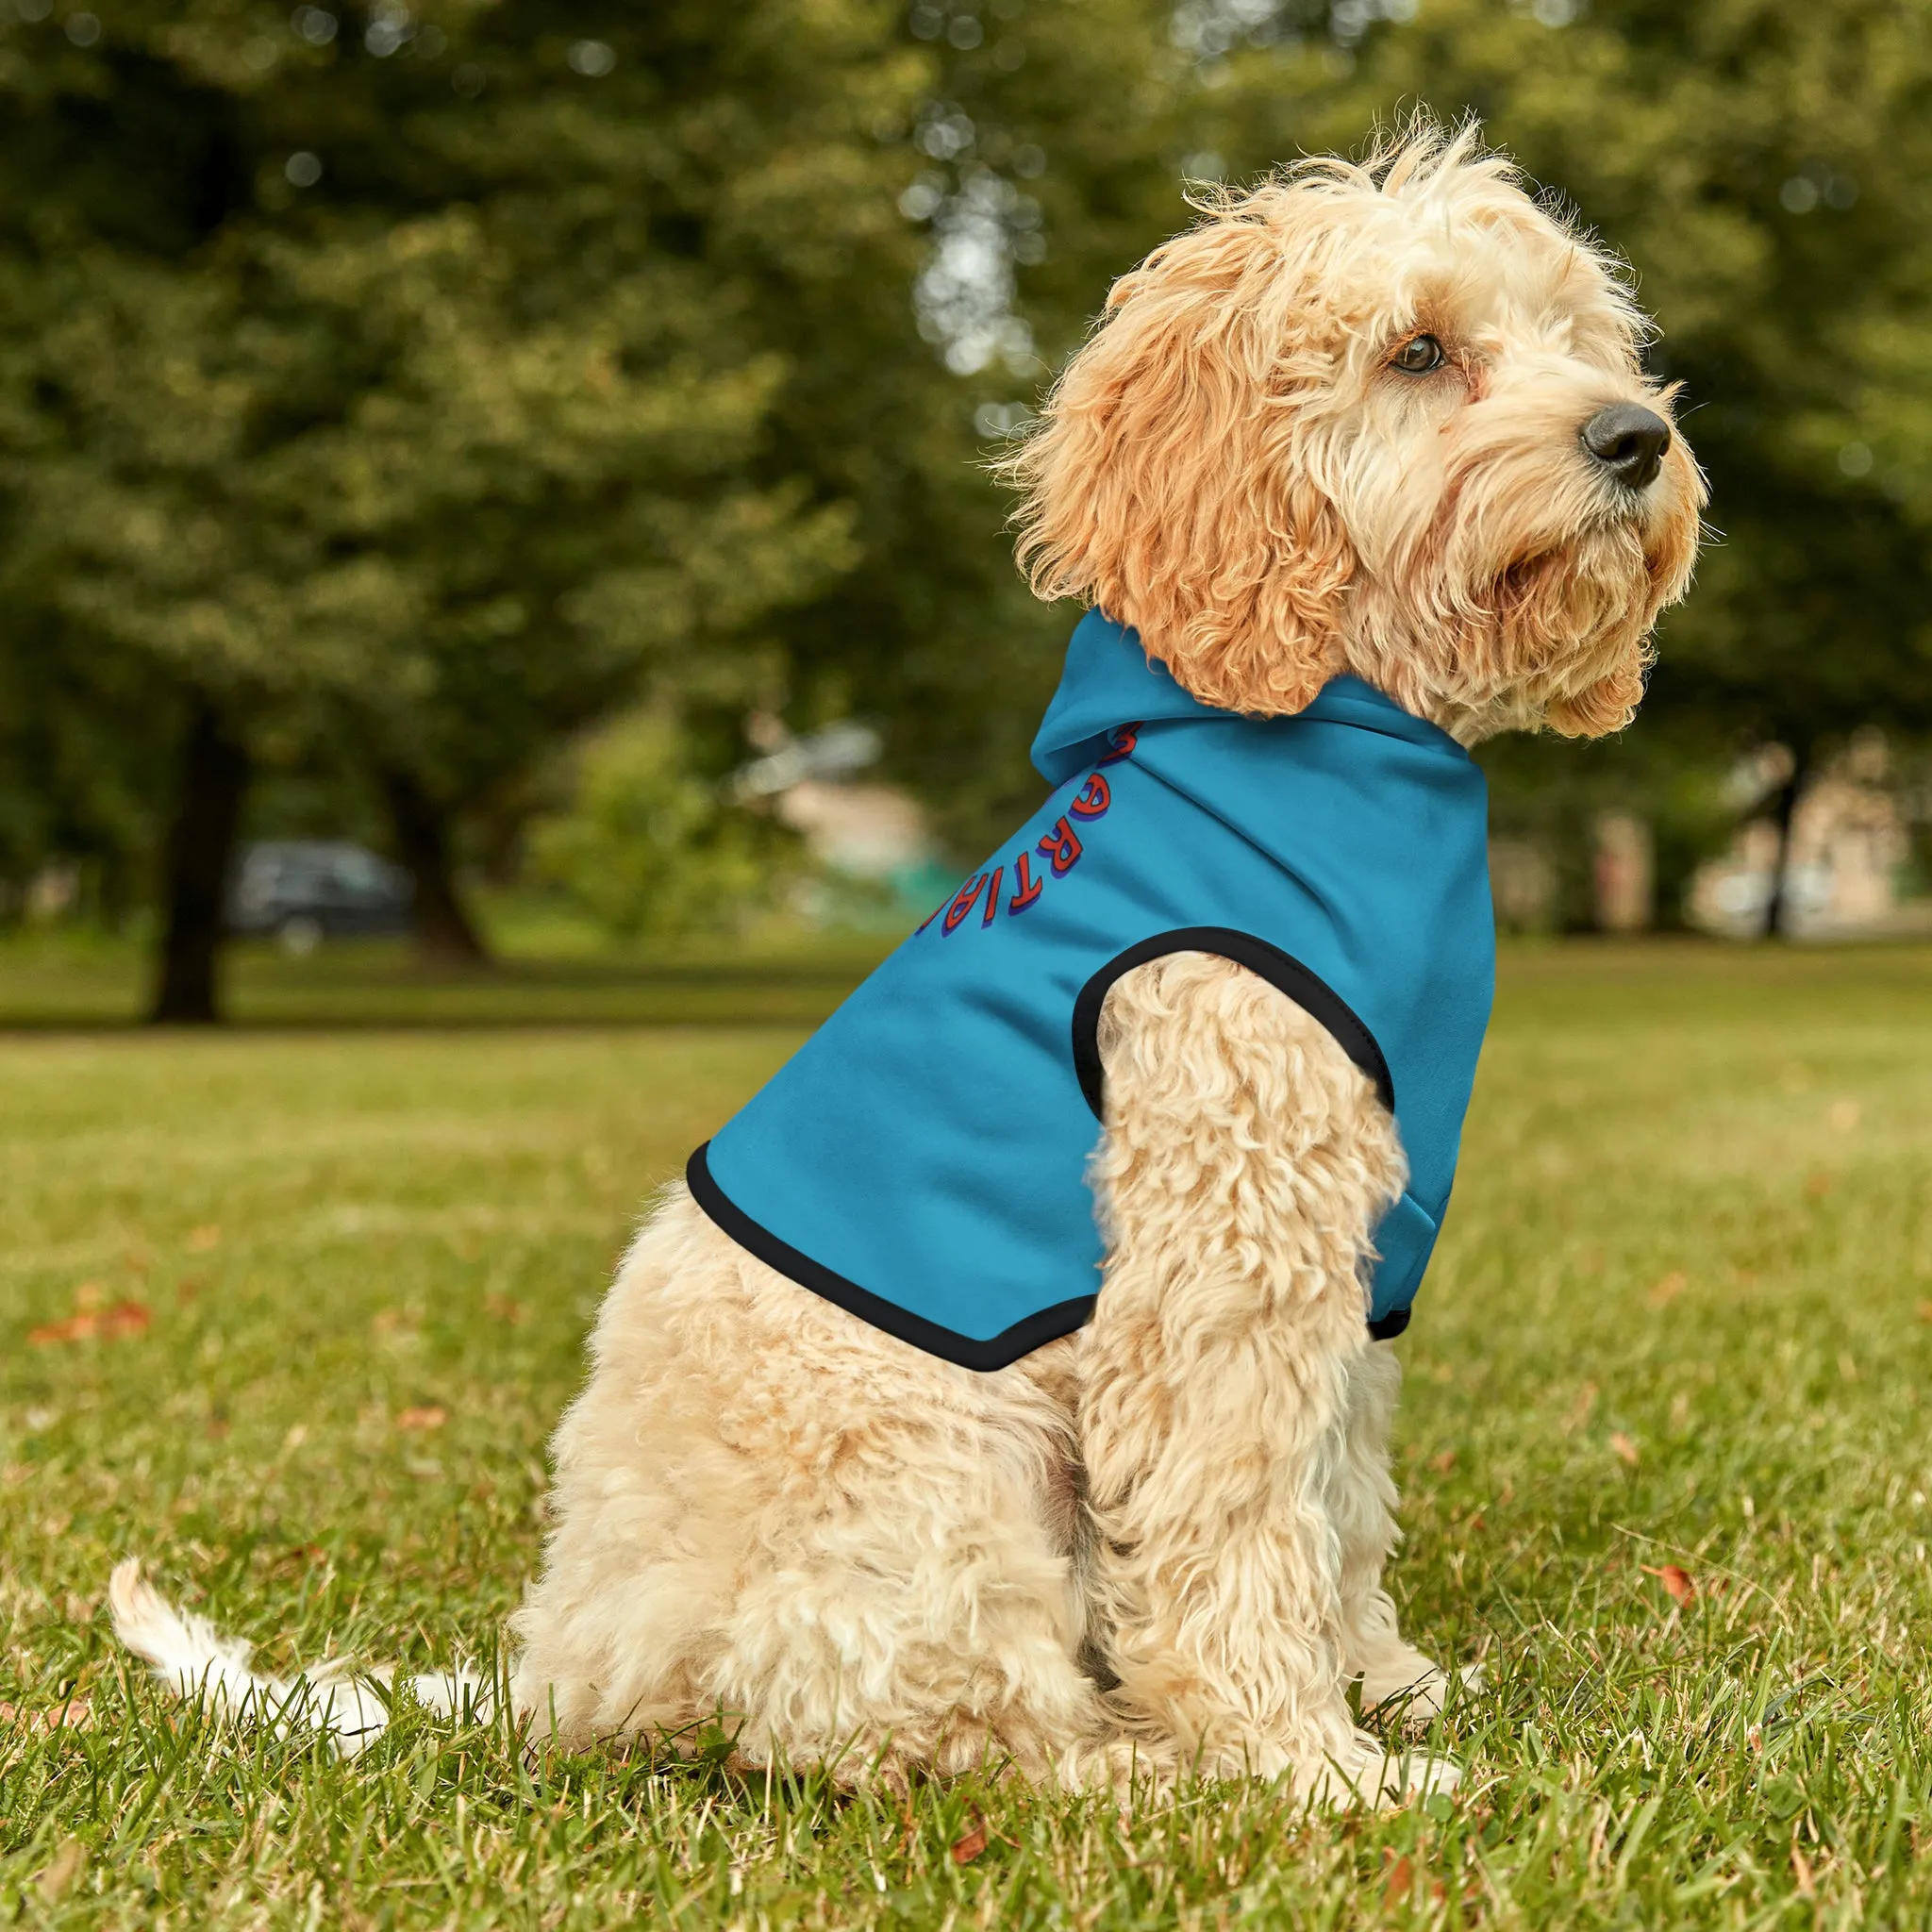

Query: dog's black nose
[[1581, 404, 1672, 491]]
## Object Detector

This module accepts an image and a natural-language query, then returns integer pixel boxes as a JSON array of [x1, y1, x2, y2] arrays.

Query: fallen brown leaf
[[1429, 1449, 1457, 1474], [1642, 1563, 1695, 1606], [1383, 1853, 1415, 1904], [950, 1814, 989, 1865], [1562, 1382, 1599, 1434], [1918, 1300, 1932, 1324], [1647, 1271, 1688, 1308], [484, 1294, 526, 1325], [0, 1695, 93, 1737], [27, 1301, 150, 1346], [1610, 1431, 1641, 1468], [36, 1837, 86, 1902], [1790, 1843, 1816, 1897], [395, 1406, 447, 1432], [187, 1224, 222, 1253], [1805, 1171, 1834, 1201], [28, 1314, 93, 1345]]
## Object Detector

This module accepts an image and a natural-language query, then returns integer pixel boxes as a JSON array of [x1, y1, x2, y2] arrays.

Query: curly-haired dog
[[113, 124, 1702, 1805]]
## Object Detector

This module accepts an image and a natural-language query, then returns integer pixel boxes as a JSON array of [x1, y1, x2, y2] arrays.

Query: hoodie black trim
[[1070, 926, 1396, 1120], [686, 1141, 1098, 1374]]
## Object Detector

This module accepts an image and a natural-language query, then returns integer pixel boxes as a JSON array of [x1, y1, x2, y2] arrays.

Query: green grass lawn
[[3, 941, 1931, 1927], [0, 924, 899, 1031]]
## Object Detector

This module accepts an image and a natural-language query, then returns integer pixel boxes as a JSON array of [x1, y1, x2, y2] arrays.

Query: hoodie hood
[[1031, 608, 1469, 788]]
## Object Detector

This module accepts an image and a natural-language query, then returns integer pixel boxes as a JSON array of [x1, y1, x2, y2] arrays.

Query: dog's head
[[1006, 122, 1705, 740]]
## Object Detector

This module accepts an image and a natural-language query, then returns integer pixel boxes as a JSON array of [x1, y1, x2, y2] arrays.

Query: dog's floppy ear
[[1004, 197, 1353, 715]]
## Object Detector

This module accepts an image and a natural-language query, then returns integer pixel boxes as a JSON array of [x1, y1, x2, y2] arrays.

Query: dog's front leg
[[1328, 1345, 1460, 1723], [1077, 953, 1454, 1804]]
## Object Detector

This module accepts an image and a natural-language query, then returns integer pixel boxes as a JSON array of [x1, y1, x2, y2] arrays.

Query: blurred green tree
[[0, 0, 905, 1013], [11, 0, 1931, 977], [763, 0, 1188, 858], [0, 0, 1199, 1005], [529, 708, 801, 941]]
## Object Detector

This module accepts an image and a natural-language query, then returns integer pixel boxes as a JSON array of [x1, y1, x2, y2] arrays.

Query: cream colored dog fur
[[112, 124, 1703, 1807]]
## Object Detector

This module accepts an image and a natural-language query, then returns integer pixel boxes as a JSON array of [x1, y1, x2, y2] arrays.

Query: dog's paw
[[1361, 1660, 1447, 1723], [1360, 1653, 1482, 1728], [1299, 1732, 1460, 1809], [1384, 1748, 1461, 1801]]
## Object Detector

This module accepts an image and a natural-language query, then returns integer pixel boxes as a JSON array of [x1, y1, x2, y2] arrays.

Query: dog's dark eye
[[1391, 334, 1445, 375]]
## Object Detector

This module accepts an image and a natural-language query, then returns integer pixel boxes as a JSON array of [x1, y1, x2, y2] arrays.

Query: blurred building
[[1591, 812, 1655, 933], [1489, 816, 1654, 934], [777, 779, 933, 880], [1689, 736, 1924, 939], [1489, 837, 1558, 933], [735, 721, 953, 925]]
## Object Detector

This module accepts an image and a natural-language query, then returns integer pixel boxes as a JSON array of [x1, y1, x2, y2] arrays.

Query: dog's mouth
[[1352, 423, 1701, 740], [1494, 525, 1632, 609], [1565, 503, 1701, 601], [1480, 523, 1659, 677], [1497, 504, 1678, 601]]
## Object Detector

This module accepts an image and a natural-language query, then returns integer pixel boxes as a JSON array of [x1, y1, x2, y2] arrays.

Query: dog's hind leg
[[513, 1193, 1115, 1788], [1326, 1346, 1460, 1724], [1076, 954, 1457, 1805], [692, 1323, 1117, 1793]]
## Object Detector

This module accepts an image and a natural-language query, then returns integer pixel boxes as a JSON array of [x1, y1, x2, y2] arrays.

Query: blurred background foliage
[[528, 706, 805, 941], [2, 0, 1930, 1016]]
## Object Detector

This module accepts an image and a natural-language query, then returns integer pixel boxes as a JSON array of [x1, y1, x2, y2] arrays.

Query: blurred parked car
[[227, 841, 414, 953]]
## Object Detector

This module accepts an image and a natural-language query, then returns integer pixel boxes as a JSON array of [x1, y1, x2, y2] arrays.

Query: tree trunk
[[1760, 743, 1812, 941], [381, 765, 490, 967], [148, 700, 251, 1024]]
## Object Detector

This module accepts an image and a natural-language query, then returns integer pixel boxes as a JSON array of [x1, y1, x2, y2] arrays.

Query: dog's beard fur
[[1347, 402, 1702, 741]]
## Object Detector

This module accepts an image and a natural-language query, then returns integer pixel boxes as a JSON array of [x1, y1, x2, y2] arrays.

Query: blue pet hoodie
[[690, 610, 1495, 1371]]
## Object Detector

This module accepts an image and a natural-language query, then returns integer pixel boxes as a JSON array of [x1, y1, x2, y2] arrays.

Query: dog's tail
[[108, 1558, 491, 1757]]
